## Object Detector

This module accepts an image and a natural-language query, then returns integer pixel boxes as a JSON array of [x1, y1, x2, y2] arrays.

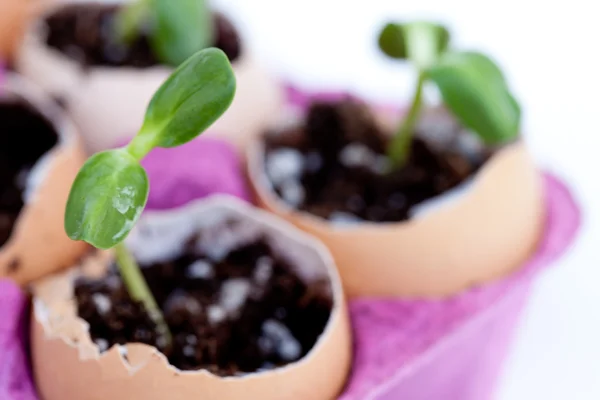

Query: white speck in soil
[[279, 180, 305, 207], [261, 319, 302, 361], [164, 290, 202, 315], [104, 274, 122, 291], [456, 132, 484, 157], [207, 305, 227, 325], [185, 335, 197, 345], [329, 211, 363, 226], [95, 338, 109, 352], [183, 345, 195, 358], [258, 335, 275, 355], [186, 260, 214, 279], [259, 362, 276, 371], [338, 143, 376, 169], [265, 148, 304, 185], [253, 256, 273, 285], [372, 155, 391, 174], [278, 337, 302, 361], [219, 279, 251, 314], [92, 293, 112, 315]]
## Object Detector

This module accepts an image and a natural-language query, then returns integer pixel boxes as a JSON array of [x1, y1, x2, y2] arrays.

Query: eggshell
[[15, 0, 283, 154], [247, 102, 546, 298], [0, 73, 88, 285], [31, 195, 351, 400], [0, 0, 36, 61]]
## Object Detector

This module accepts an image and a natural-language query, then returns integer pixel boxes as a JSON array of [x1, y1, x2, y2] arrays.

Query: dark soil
[[0, 97, 58, 248], [74, 220, 333, 376], [44, 3, 241, 68], [263, 97, 496, 223]]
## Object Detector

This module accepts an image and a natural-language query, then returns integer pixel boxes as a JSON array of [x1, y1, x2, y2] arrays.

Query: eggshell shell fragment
[[15, 0, 283, 154], [0, 73, 88, 285], [247, 102, 545, 298], [32, 196, 351, 400]]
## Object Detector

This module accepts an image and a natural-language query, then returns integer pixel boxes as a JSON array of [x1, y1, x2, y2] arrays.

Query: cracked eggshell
[[31, 195, 351, 400], [247, 102, 545, 298], [16, 0, 283, 154], [0, 73, 88, 285]]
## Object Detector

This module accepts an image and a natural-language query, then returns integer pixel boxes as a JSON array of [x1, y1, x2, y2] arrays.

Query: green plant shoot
[[378, 21, 521, 167], [64, 48, 236, 348], [115, 0, 214, 66]]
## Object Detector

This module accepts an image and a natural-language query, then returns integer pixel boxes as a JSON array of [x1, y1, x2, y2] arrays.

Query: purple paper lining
[[0, 282, 36, 400]]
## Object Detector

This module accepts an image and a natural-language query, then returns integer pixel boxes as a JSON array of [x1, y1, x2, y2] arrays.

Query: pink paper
[[137, 137, 251, 210], [0, 280, 37, 400]]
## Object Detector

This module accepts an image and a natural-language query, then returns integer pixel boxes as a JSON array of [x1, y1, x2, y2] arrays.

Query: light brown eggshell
[[0, 73, 88, 285], [247, 105, 546, 298], [15, 0, 283, 154], [31, 196, 351, 400], [0, 0, 36, 61]]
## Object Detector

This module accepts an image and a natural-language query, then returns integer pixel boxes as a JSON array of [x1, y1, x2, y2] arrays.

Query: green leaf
[[150, 0, 214, 66], [426, 51, 521, 145], [128, 47, 236, 158], [378, 21, 450, 68], [378, 23, 407, 59], [64, 150, 149, 250]]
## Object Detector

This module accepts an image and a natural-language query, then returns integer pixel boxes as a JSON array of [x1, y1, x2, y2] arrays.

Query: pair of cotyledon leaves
[[378, 22, 521, 146], [65, 48, 236, 250]]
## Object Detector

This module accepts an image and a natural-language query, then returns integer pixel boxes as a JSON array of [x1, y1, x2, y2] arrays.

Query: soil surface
[[45, 3, 241, 68], [74, 219, 333, 376], [0, 97, 58, 248], [263, 97, 495, 223]]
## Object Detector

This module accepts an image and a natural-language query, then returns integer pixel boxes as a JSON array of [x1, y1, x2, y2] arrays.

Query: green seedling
[[115, 0, 214, 66], [378, 21, 521, 167], [64, 48, 236, 348]]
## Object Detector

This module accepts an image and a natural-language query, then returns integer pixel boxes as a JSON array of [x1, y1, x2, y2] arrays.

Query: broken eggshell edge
[[31, 195, 352, 400], [246, 100, 546, 298], [0, 72, 88, 285], [15, 0, 284, 154]]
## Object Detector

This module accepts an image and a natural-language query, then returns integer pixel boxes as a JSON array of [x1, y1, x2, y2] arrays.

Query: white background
[[211, 1, 600, 399], [88, 0, 600, 398]]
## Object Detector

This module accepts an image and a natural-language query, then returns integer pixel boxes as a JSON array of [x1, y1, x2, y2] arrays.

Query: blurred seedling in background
[[115, 0, 213, 66], [378, 21, 521, 167], [64, 47, 236, 349]]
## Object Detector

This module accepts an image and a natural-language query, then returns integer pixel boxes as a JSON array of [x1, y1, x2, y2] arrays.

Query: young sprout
[[64, 47, 236, 348], [115, 0, 214, 66], [378, 21, 521, 168]]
